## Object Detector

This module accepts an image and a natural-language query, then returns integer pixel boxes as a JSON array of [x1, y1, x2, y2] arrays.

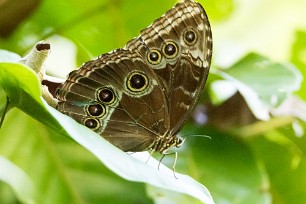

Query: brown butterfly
[[56, 0, 212, 156]]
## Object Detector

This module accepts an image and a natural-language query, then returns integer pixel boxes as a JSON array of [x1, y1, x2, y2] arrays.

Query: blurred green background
[[0, 0, 306, 203]]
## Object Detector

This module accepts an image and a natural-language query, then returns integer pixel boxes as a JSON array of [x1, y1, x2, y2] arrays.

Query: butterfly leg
[[172, 151, 178, 179], [158, 151, 179, 179], [146, 149, 155, 164]]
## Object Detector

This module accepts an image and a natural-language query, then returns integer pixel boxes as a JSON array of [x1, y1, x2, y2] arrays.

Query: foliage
[[0, 0, 306, 203]]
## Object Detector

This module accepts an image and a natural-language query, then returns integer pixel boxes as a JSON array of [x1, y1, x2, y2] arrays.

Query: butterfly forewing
[[125, 0, 212, 135]]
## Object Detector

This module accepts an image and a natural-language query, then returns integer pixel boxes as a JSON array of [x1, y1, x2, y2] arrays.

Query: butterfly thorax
[[150, 132, 184, 154]]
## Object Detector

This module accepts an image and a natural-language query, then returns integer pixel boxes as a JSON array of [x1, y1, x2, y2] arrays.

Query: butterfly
[[56, 0, 212, 157]]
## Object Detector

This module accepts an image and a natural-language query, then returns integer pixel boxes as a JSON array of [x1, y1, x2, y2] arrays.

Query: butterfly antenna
[[183, 134, 212, 140], [0, 96, 10, 129]]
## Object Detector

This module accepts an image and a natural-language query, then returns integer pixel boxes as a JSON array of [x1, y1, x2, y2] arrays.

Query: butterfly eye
[[98, 88, 115, 104], [183, 29, 197, 45], [176, 137, 184, 147], [84, 118, 100, 130], [147, 49, 162, 65], [126, 71, 149, 93], [86, 104, 106, 117], [162, 41, 179, 59]]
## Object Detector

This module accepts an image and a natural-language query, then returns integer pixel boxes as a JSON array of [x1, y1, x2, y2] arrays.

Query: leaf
[[0, 0, 176, 55], [250, 128, 306, 203], [1, 0, 305, 203], [0, 156, 36, 204], [0, 63, 63, 131], [0, 63, 83, 203], [181, 125, 271, 204], [0, 62, 214, 203], [209, 79, 237, 105], [197, 0, 234, 21], [0, 108, 151, 203], [291, 30, 306, 100], [212, 0, 306, 65], [46, 105, 214, 203], [212, 53, 302, 120], [0, 50, 21, 63]]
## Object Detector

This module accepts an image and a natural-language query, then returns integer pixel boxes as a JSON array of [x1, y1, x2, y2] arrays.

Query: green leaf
[[0, 108, 150, 203], [0, 0, 177, 56], [198, 0, 234, 21], [46, 105, 214, 203], [212, 53, 302, 120], [291, 30, 306, 100], [250, 128, 306, 203], [1, 0, 306, 203], [0, 62, 214, 203], [181, 125, 271, 204], [0, 63, 83, 203], [0, 63, 63, 131], [0, 156, 36, 204], [212, 0, 306, 64]]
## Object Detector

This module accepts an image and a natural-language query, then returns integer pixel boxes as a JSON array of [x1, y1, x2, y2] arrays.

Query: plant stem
[[233, 116, 294, 138], [0, 96, 10, 129]]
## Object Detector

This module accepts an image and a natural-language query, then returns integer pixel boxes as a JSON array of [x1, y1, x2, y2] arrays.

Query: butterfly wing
[[125, 0, 212, 135], [57, 49, 168, 151], [56, 0, 212, 152]]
